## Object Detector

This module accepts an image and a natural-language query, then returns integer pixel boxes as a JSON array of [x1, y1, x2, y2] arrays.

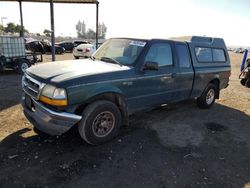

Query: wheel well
[[75, 92, 129, 126], [209, 79, 220, 98]]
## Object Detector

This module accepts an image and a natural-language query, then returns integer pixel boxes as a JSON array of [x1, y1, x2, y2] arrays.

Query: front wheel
[[17, 59, 31, 74], [78, 100, 122, 145], [197, 83, 217, 109], [33, 127, 49, 138], [74, 56, 79, 59]]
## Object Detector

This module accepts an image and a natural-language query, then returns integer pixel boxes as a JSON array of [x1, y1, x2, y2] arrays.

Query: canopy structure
[[0, 0, 99, 61], [1, 0, 97, 3]]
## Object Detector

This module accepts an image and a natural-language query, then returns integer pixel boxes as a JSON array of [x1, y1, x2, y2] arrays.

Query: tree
[[98, 23, 107, 39], [3, 22, 28, 34], [75, 21, 108, 39], [86, 29, 96, 39], [0, 24, 4, 32], [4, 22, 16, 33], [76, 20, 86, 38], [43, 29, 51, 37]]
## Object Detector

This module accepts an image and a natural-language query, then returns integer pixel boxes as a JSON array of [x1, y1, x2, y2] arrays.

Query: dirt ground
[[0, 52, 250, 188]]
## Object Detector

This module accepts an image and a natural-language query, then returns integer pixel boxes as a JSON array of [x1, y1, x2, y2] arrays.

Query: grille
[[22, 74, 44, 99]]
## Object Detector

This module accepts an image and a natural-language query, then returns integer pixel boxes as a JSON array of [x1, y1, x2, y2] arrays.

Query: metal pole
[[95, 1, 99, 50], [50, 0, 55, 61], [19, 1, 24, 37]]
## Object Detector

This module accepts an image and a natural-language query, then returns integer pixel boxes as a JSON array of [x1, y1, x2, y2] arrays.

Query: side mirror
[[143, 61, 159, 71]]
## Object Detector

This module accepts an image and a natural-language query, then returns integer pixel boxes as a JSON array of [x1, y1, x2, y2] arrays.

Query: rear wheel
[[74, 56, 79, 59], [78, 100, 122, 145], [17, 59, 31, 74], [197, 83, 217, 109]]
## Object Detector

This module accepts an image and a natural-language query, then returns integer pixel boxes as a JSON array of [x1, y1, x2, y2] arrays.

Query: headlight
[[53, 88, 67, 100], [40, 84, 68, 106], [41, 84, 56, 98]]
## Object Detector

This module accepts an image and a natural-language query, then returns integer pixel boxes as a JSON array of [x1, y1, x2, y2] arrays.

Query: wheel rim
[[21, 62, 29, 72], [206, 89, 215, 105], [92, 111, 115, 138]]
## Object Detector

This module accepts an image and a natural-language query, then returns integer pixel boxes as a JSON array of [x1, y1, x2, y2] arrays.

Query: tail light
[[85, 48, 90, 53]]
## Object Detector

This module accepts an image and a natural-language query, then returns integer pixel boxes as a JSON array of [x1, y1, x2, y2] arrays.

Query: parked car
[[73, 40, 90, 47], [22, 36, 231, 145], [233, 48, 245, 53], [26, 40, 65, 54], [73, 43, 95, 59], [92, 42, 104, 49], [56, 41, 74, 52]]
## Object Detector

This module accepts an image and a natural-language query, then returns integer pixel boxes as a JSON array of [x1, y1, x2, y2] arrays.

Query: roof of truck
[[109, 37, 226, 49], [169, 36, 227, 49], [170, 35, 225, 44]]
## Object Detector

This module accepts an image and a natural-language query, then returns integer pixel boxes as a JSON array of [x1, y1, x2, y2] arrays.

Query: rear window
[[195, 47, 226, 63], [212, 49, 226, 62], [195, 47, 212, 62]]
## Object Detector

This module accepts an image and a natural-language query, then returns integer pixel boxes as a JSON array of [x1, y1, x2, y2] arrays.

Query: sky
[[0, 0, 250, 46]]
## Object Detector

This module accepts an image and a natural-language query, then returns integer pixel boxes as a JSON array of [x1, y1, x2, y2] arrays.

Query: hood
[[26, 59, 130, 83]]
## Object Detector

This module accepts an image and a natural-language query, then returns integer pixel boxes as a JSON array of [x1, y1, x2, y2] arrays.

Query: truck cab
[[22, 36, 231, 145]]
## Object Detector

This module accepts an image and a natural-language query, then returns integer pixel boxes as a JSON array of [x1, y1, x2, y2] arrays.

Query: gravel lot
[[0, 52, 250, 188]]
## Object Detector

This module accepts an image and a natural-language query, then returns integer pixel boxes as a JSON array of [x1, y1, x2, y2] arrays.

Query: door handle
[[171, 73, 177, 78]]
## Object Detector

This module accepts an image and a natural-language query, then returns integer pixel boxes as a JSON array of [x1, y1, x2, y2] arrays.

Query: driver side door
[[126, 41, 179, 111]]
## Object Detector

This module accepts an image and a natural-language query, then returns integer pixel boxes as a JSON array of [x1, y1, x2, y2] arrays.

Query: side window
[[145, 43, 173, 67], [212, 49, 226, 62], [195, 47, 212, 62], [176, 44, 191, 68]]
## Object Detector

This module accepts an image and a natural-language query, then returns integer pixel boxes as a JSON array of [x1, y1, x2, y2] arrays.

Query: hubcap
[[21, 63, 29, 72], [92, 111, 115, 137], [206, 89, 215, 105]]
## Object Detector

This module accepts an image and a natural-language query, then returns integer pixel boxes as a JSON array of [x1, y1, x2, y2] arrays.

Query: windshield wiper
[[100, 57, 123, 66]]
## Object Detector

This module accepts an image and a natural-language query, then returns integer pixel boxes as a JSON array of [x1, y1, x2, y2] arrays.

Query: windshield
[[93, 38, 147, 66]]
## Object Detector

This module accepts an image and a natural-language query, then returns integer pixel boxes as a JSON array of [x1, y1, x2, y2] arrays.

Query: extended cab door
[[174, 43, 194, 100]]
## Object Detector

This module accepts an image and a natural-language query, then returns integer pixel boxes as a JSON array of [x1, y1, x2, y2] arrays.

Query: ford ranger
[[22, 36, 231, 145]]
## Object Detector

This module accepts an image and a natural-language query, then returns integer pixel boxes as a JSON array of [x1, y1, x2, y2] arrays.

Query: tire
[[245, 79, 250, 88], [197, 83, 217, 109], [74, 56, 80, 59], [240, 78, 247, 86], [78, 100, 122, 145], [56, 49, 61, 54], [17, 59, 31, 74], [56, 48, 64, 55]]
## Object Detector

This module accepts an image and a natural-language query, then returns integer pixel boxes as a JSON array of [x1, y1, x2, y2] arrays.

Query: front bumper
[[22, 95, 81, 135]]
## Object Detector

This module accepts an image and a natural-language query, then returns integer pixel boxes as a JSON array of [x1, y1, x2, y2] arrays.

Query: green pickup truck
[[22, 36, 231, 145]]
